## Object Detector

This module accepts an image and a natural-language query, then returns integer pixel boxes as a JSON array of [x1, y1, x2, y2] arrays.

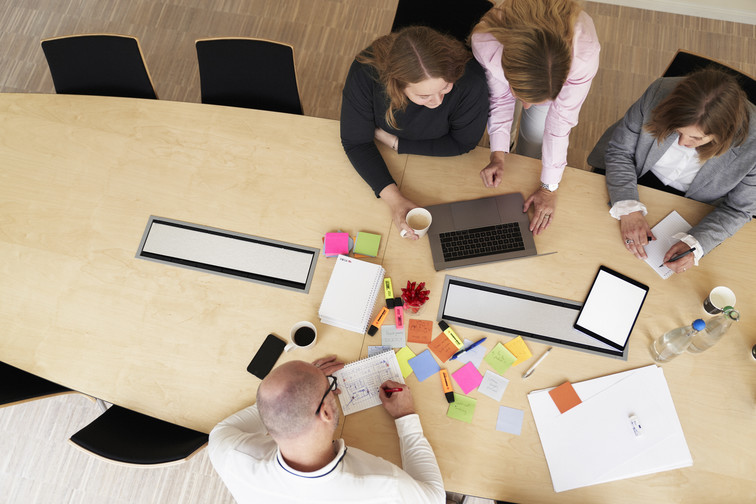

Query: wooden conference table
[[1, 94, 754, 503]]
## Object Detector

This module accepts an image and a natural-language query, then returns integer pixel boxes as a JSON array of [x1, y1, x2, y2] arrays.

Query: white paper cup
[[285, 321, 317, 351], [703, 286, 736, 314], [400, 208, 432, 238]]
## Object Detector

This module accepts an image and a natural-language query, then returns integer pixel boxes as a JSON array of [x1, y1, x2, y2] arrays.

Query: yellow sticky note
[[395, 346, 416, 378], [504, 336, 533, 366]]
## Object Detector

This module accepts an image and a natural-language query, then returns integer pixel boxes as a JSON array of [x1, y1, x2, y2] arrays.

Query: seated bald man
[[208, 355, 445, 503]]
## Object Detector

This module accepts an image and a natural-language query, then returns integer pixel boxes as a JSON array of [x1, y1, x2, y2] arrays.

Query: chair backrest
[[663, 50, 756, 105], [391, 0, 494, 45], [195, 38, 303, 115], [69, 405, 208, 466], [41, 34, 157, 99], [0, 361, 71, 408]]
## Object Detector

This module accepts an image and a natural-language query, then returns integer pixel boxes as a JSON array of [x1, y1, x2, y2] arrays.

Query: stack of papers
[[318, 255, 384, 334], [527, 365, 692, 492]]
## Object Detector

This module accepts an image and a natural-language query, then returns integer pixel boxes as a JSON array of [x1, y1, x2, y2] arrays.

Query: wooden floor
[[0, 0, 753, 171], [0, 1, 754, 502]]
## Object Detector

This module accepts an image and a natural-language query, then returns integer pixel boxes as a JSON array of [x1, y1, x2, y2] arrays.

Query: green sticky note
[[354, 232, 381, 257], [447, 393, 477, 423], [484, 342, 517, 374], [395, 346, 416, 378]]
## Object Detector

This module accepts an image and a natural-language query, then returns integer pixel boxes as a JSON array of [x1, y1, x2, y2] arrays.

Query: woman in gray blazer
[[605, 67, 755, 274]]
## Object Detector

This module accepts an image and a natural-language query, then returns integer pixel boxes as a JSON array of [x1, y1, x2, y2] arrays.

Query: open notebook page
[[643, 211, 692, 279]]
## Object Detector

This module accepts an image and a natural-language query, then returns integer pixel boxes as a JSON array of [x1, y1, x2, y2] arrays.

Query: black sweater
[[340, 58, 489, 196]]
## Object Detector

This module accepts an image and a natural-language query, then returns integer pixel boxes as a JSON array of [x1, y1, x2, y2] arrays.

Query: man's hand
[[379, 380, 415, 419], [619, 211, 655, 259], [312, 355, 344, 376], [662, 241, 694, 274], [523, 188, 557, 235], [480, 151, 507, 188]]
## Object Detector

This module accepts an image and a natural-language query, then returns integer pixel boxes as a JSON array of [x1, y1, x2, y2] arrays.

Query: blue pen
[[450, 337, 487, 360]]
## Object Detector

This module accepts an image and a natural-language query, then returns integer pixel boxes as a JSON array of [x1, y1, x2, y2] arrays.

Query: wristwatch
[[540, 182, 559, 192]]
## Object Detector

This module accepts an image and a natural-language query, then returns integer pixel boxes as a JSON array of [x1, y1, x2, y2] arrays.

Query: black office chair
[[391, 0, 494, 45], [41, 34, 158, 99], [195, 38, 303, 115], [587, 49, 756, 174], [0, 361, 73, 408], [69, 405, 208, 466]]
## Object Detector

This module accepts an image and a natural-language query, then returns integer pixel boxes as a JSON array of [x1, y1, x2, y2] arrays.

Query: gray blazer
[[605, 77, 756, 255]]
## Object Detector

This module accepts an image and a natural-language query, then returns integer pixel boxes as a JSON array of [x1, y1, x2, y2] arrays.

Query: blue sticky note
[[408, 350, 441, 382], [496, 405, 524, 435]]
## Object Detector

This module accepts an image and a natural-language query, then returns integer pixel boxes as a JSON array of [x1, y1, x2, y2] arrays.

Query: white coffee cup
[[400, 208, 432, 238], [703, 286, 736, 315], [285, 321, 317, 351]]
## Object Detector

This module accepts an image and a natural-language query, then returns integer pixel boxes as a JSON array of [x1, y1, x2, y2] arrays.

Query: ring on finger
[[625, 238, 634, 245]]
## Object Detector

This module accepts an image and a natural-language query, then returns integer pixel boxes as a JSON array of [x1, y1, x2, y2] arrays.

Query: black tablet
[[573, 266, 649, 351]]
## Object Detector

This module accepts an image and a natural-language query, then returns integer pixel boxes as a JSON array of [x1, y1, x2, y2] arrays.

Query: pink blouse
[[471, 11, 600, 184]]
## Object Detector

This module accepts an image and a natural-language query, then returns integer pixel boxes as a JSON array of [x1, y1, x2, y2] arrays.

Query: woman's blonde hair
[[357, 26, 471, 129], [473, 0, 582, 103], [645, 67, 750, 161]]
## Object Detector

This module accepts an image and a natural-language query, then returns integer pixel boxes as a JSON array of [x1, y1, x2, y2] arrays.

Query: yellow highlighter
[[438, 320, 463, 349], [439, 369, 455, 403]]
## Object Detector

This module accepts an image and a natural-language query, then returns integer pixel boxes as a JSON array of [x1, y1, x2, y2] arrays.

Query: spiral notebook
[[333, 350, 404, 415], [318, 255, 385, 334]]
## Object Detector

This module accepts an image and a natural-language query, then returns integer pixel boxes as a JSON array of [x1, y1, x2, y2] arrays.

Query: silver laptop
[[426, 193, 537, 271]]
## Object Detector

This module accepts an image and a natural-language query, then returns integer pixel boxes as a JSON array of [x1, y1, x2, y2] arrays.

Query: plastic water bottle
[[650, 319, 705, 362], [687, 306, 740, 353]]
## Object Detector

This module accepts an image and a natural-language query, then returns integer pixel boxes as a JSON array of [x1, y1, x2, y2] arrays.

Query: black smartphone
[[247, 334, 286, 379]]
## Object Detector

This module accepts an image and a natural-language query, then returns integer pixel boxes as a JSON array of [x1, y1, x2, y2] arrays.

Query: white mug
[[400, 208, 432, 238], [703, 286, 736, 315], [285, 321, 317, 352]]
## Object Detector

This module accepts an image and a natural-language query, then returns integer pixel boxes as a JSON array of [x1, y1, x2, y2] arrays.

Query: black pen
[[660, 247, 696, 268]]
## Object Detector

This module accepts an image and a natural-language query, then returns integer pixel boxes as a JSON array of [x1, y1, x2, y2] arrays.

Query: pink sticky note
[[451, 362, 484, 395], [324, 232, 349, 257]]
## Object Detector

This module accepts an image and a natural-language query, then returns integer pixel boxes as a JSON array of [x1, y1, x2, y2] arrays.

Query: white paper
[[643, 211, 692, 279], [381, 324, 406, 348], [528, 365, 692, 492], [496, 405, 524, 435], [478, 370, 510, 402]]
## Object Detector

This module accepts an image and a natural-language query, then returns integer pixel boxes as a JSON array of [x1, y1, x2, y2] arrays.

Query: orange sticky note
[[548, 382, 582, 414], [429, 332, 458, 362], [504, 336, 532, 366], [407, 319, 433, 344]]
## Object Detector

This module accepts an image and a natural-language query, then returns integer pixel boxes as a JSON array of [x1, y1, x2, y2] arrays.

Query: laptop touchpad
[[450, 198, 500, 229]]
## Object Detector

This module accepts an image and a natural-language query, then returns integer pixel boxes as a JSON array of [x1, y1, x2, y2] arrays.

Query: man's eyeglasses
[[315, 375, 338, 415]]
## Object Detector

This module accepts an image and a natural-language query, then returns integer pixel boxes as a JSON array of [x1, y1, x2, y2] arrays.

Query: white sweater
[[208, 404, 445, 504]]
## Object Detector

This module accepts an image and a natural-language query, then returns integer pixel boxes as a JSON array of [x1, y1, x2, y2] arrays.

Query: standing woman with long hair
[[341, 26, 489, 239], [471, 0, 600, 234]]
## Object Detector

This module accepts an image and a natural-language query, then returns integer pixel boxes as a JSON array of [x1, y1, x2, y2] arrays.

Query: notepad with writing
[[333, 350, 404, 415], [318, 255, 385, 334], [643, 211, 692, 279]]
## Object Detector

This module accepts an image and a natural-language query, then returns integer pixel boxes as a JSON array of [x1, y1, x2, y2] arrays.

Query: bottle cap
[[692, 319, 705, 331]]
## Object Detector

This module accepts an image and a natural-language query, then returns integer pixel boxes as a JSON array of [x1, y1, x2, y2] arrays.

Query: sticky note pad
[[496, 405, 524, 435], [429, 332, 458, 362], [456, 338, 487, 368], [408, 350, 441, 382], [451, 362, 483, 395], [447, 393, 476, 423], [484, 343, 517, 374], [504, 336, 532, 366], [407, 319, 433, 344], [353, 232, 381, 257], [323, 232, 350, 257], [395, 346, 416, 378], [368, 345, 393, 357], [478, 370, 509, 401], [549, 382, 582, 413], [381, 324, 405, 348]]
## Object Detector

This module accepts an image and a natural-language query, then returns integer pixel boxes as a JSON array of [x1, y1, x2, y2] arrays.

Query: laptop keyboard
[[439, 222, 525, 261]]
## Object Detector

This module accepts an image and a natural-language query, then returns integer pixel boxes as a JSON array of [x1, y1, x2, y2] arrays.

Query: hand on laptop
[[524, 188, 557, 235]]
